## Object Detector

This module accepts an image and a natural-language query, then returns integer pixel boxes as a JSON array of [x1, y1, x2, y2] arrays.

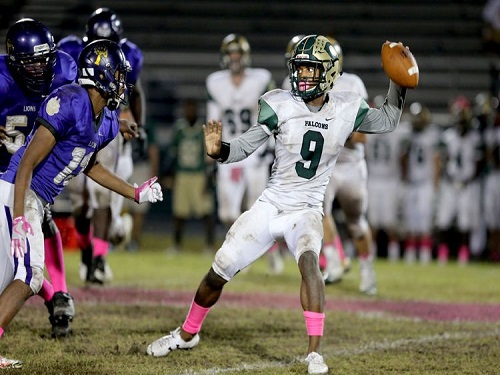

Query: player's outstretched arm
[[203, 119, 222, 158], [85, 162, 162, 203], [86, 162, 135, 198]]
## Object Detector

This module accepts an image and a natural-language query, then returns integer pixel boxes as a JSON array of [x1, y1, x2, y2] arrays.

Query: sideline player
[[166, 99, 216, 254], [365, 97, 409, 262], [400, 103, 441, 264], [435, 96, 483, 264]]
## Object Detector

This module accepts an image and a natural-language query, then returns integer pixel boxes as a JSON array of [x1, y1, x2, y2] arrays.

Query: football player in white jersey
[[365, 98, 409, 262], [320, 37, 376, 295], [400, 103, 441, 264], [206, 34, 275, 230], [282, 35, 306, 90], [266, 34, 307, 275], [435, 96, 484, 264], [483, 103, 500, 261], [147, 35, 409, 375]]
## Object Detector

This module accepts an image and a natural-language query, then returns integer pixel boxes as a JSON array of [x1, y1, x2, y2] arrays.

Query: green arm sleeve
[[257, 98, 279, 132], [353, 99, 370, 131]]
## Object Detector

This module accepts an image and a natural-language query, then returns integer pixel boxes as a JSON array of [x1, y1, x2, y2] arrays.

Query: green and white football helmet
[[288, 35, 341, 101], [326, 36, 344, 72], [220, 33, 251, 73], [284, 34, 306, 64]]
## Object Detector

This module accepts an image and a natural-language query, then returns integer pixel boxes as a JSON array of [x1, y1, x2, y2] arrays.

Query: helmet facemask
[[220, 34, 251, 74], [78, 40, 132, 110], [9, 51, 56, 96], [289, 62, 325, 102], [288, 35, 341, 102], [99, 65, 130, 110], [6, 18, 57, 96], [224, 45, 245, 74]]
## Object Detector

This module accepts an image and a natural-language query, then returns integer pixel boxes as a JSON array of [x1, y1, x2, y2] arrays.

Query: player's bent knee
[[212, 250, 239, 281], [348, 217, 369, 239], [205, 268, 228, 289], [25, 267, 44, 294], [298, 249, 319, 264]]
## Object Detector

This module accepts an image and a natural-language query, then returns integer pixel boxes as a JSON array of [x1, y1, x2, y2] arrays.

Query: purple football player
[[58, 7, 149, 284], [0, 18, 79, 340], [0, 39, 162, 367]]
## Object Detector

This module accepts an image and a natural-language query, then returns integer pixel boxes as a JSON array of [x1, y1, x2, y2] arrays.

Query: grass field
[[1, 234, 499, 374]]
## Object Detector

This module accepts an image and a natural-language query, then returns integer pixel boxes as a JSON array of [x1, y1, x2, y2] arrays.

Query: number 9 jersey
[[256, 89, 361, 213]]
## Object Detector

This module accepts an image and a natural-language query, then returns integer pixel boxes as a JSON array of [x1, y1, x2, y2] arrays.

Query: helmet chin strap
[[106, 97, 119, 110]]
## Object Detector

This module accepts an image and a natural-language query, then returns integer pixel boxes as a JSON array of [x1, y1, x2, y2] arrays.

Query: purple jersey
[[0, 50, 77, 171], [55, 35, 84, 65], [1, 83, 120, 204], [57, 36, 143, 85]]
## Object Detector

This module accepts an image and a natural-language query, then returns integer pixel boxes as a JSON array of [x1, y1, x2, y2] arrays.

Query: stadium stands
[[2, 0, 492, 123]]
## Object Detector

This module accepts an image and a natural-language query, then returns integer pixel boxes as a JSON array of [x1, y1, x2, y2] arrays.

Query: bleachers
[[3, 0, 493, 124]]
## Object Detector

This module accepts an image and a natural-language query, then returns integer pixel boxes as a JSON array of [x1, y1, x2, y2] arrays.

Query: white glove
[[1, 130, 24, 154], [134, 176, 163, 204], [11, 216, 34, 258]]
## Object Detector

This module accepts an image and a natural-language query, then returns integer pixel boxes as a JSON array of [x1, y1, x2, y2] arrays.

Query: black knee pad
[[42, 206, 59, 238]]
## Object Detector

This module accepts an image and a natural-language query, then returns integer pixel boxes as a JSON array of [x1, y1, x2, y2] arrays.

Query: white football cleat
[[109, 213, 134, 248], [147, 327, 200, 357], [79, 262, 88, 282], [419, 249, 432, 265], [0, 355, 23, 369], [305, 352, 328, 374], [323, 245, 344, 284], [359, 258, 377, 296]]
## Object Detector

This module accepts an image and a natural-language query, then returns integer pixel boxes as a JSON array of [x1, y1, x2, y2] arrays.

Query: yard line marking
[[332, 328, 500, 356], [185, 328, 500, 375]]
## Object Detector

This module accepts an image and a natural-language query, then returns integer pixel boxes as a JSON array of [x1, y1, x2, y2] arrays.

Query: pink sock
[[406, 237, 417, 249], [318, 251, 327, 271], [268, 243, 279, 253], [334, 236, 346, 262], [75, 227, 93, 249], [0, 327, 4, 337], [182, 300, 211, 334], [44, 234, 67, 293], [37, 279, 54, 302], [93, 237, 109, 257], [458, 245, 469, 263], [358, 252, 370, 261], [438, 244, 449, 260], [421, 236, 433, 250], [303, 311, 325, 336]]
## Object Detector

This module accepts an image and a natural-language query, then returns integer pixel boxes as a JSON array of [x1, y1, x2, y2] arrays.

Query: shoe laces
[[305, 351, 323, 364]]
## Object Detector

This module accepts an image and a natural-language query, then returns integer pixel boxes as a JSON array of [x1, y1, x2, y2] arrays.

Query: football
[[381, 41, 419, 88]]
